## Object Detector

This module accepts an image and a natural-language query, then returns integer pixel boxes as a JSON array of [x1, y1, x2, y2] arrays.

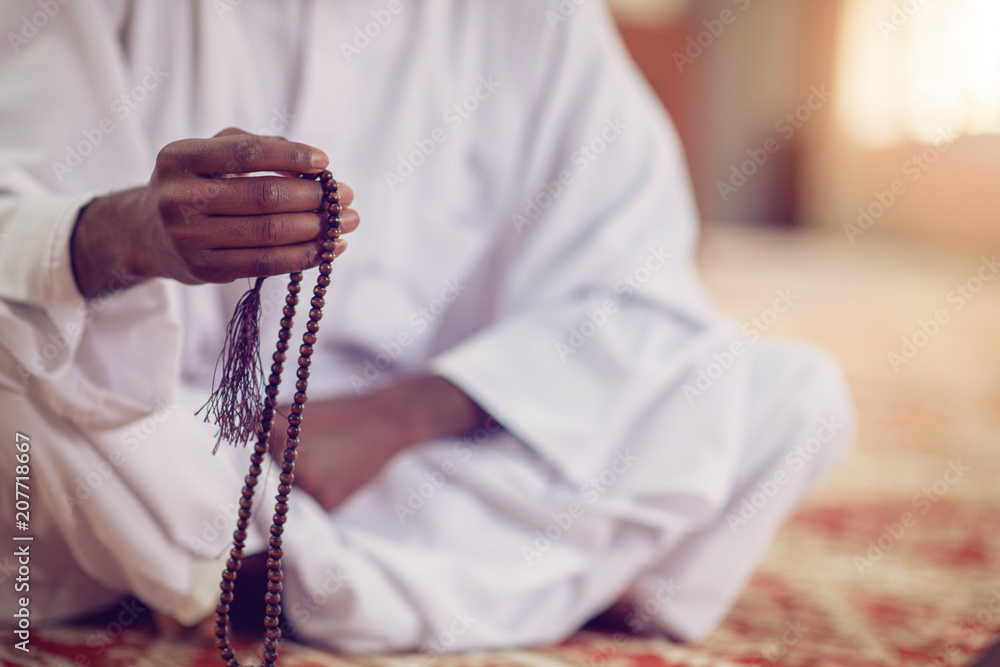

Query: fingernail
[[311, 151, 329, 169]]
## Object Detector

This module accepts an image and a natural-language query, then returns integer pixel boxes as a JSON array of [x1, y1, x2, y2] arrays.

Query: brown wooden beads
[[214, 170, 341, 667]]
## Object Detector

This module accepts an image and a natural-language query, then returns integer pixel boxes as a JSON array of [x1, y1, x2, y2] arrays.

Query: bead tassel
[[198, 275, 267, 452]]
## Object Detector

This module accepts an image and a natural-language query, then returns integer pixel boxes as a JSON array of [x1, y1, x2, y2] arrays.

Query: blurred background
[[610, 0, 1000, 242], [601, 1, 1000, 664]]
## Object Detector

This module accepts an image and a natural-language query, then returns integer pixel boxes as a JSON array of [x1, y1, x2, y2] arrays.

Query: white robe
[[0, 0, 855, 652]]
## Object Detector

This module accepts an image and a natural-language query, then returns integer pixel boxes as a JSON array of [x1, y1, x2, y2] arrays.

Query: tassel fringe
[[198, 276, 267, 452]]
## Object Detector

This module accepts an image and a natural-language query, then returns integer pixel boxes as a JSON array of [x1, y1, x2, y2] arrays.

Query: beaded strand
[[214, 170, 341, 667]]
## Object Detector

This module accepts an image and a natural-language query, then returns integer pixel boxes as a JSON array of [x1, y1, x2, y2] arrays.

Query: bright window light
[[836, 0, 1000, 146]]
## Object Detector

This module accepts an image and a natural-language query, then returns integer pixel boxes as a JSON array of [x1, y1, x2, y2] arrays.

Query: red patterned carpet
[[4, 224, 1000, 666]]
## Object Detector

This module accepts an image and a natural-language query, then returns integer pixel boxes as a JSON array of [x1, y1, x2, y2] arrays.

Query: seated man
[[0, 0, 854, 653]]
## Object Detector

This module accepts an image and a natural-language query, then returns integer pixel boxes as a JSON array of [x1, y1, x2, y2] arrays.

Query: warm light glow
[[836, 0, 1000, 146]]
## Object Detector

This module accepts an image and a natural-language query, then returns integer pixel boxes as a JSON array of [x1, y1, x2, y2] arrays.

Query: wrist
[[375, 375, 488, 446], [70, 189, 148, 299]]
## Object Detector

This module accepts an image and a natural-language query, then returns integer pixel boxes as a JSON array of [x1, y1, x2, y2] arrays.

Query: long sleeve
[[0, 0, 175, 427], [0, 2, 259, 625]]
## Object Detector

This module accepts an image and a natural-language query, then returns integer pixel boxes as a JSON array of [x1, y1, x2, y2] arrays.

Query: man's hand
[[270, 376, 492, 511], [70, 129, 360, 299]]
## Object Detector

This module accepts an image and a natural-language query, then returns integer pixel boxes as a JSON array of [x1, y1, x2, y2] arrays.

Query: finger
[[199, 212, 324, 250], [337, 207, 360, 235], [218, 154, 355, 210], [334, 182, 355, 208], [206, 209, 359, 249], [295, 177, 355, 209], [194, 176, 324, 215], [215, 130, 296, 179], [170, 134, 329, 176], [199, 208, 360, 249], [199, 238, 348, 282]]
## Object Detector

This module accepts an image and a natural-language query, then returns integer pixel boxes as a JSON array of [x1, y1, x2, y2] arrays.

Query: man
[[0, 0, 854, 653]]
